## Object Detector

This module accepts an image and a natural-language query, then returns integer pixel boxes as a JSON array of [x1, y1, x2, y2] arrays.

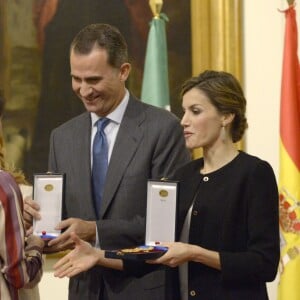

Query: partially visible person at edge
[[24, 23, 190, 299], [53, 70, 280, 300], [0, 91, 45, 300]]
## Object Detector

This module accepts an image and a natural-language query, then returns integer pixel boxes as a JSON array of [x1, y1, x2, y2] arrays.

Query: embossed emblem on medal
[[159, 190, 168, 197], [44, 184, 54, 192]]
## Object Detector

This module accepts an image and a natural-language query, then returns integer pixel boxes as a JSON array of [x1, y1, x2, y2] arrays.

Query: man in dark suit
[[25, 23, 190, 299]]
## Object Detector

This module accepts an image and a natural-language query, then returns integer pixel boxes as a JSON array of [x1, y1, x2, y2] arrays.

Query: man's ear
[[119, 63, 131, 82]]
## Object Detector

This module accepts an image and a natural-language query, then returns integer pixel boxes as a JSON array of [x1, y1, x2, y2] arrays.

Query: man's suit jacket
[[48, 95, 190, 300]]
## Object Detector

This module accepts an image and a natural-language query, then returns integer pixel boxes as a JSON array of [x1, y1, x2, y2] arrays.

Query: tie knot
[[96, 118, 110, 132]]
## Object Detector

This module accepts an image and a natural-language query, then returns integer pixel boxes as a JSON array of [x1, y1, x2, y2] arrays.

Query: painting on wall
[[0, 0, 191, 182]]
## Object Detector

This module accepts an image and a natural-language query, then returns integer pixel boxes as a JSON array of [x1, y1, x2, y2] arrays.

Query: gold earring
[[221, 125, 226, 142]]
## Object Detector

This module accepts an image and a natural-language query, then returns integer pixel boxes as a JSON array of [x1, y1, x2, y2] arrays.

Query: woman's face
[[181, 88, 224, 150]]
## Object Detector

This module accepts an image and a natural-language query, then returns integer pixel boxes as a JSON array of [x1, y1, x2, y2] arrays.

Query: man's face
[[70, 48, 130, 116]]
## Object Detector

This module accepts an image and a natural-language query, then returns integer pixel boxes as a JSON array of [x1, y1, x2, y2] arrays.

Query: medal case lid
[[32, 173, 65, 240], [105, 179, 178, 260]]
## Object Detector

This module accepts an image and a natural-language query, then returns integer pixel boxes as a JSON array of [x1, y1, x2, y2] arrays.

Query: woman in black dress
[[149, 70, 279, 300]]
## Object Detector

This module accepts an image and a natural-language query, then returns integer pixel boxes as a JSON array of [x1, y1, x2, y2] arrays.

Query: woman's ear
[[222, 113, 235, 127]]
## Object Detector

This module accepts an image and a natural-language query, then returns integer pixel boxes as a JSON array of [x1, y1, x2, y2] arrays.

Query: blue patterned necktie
[[92, 118, 110, 218]]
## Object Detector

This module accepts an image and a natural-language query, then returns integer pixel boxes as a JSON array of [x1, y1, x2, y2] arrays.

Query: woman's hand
[[147, 242, 194, 267], [147, 242, 221, 270], [26, 234, 45, 249]]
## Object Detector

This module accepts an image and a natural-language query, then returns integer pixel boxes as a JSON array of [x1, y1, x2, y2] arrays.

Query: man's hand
[[44, 218, 97, 253], [23, 196, 41, 235], [53, 232, 102, 278]]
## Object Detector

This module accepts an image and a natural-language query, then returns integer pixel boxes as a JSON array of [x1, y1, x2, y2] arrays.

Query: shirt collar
[[91, 89, 129, 126]]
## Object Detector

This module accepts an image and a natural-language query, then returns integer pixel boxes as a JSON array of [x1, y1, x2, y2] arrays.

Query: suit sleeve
[[115, 115, 190, 275], [149, 115, 191, 179]]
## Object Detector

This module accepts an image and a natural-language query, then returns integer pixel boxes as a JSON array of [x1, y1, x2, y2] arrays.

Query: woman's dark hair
[[181, 70, 248, 143]]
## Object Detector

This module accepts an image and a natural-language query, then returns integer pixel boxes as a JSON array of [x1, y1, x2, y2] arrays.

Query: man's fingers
[[70, 232, 81, 246]]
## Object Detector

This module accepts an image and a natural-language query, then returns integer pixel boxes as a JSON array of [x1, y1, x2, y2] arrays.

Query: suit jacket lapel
[[99, 96, 144, 218], [72, 113, 97, 218]]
